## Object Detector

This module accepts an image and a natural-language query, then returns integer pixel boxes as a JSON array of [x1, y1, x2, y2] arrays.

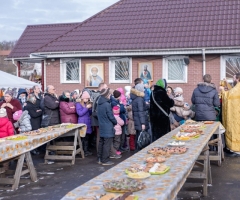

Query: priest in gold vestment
[[220, 73, 240, 152]]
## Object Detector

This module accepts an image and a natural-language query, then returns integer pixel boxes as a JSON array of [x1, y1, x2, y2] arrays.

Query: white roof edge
[[11, 47, 240, 60]]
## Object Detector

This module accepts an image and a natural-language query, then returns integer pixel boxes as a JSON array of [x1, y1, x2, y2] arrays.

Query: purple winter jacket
[[59, 96, 78, 124], [76, 102, 92, 134]]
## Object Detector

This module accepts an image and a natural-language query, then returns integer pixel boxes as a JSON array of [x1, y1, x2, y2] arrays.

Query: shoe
[[102, 161, 114, 166], [116, 151, 121, 155], [97, 158, 102, 164], [110, 154, 122, 159], [84, 151, 93, 157], [119, 147, 128, 153]]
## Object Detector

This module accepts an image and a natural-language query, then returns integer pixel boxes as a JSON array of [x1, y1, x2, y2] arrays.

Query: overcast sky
[[0, 0, 119, 41]]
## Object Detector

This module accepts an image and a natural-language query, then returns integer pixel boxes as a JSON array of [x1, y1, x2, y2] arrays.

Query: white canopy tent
[[0, 70, 41, 89]]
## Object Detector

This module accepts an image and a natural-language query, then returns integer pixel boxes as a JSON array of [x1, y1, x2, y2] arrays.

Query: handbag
[[41, 111, 53, 128], [137, 130, 151, 149]]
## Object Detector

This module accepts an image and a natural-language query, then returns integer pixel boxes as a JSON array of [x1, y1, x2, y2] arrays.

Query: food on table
[[127, 171, 151, 179], [65, 124, 76, 129], [0, 139, 5, 142], [145, 156, 166, 163], [204, 121, 214, 124], [163, 147, 188, 154], [147, 147, 171, 157], [144, 163, 154, 172], [173, 131, 200, 140], [103, 178, 146, 193], [149, 163, 170, 175], [99, 194, 116, 200], [24, 130, 43, 136], [168, 141, 185, 146], [125, 164, 146, 173], [6, 135, 27, 140]]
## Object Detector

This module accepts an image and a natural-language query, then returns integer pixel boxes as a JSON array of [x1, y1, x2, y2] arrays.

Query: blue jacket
[[144, 88, 151, 102], [110, 96, 126, 124], [97, 96, 117, 138], [191, 82, 220, 121]]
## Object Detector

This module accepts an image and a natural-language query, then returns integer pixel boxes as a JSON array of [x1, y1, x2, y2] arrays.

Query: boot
[[129, 135, 135, 151], [83, 135, 92, 157]]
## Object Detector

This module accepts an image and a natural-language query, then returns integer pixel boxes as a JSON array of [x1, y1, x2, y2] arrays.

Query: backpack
[[92, 95, 101, 118]]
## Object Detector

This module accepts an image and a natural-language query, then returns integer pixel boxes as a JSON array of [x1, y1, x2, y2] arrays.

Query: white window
[[221, 55, 240, 83], [109, 57, 132, 83], [163, 56, 188, 83], [60, 59, 81, 83]]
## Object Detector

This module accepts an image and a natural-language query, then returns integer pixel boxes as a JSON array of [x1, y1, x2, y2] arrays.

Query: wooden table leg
[[203, 146, 209, 196], [25, 152, 38, 182], [77, 132, 85, 159], [44, 142, 50, 164], [12, 154, 25, 190], [71, 129, 78, 165]]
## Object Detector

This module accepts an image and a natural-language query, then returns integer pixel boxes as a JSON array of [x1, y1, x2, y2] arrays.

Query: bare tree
[[0, 40, 18, 50]]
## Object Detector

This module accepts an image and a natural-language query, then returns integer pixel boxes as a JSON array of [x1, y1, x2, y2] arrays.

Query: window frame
[[162, 56, 188, 83], [60, 58, 81, 84], [108, 57, 132, 84], [220, 55, 240, 83]]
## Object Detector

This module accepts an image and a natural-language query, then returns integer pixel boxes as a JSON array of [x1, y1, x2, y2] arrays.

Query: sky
[[0, 0, 119, 41]]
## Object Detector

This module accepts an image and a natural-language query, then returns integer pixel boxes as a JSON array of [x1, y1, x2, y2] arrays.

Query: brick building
[[6, 0, 240, 102]]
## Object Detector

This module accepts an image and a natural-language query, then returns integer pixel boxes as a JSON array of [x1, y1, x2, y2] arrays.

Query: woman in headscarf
[[0, 90, 22, 125], [150, 79, 174, 142]]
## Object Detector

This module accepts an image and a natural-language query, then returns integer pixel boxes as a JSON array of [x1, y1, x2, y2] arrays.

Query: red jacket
[[59, 96, 77, 124], [0, 99, 22, 124], [0, 117, 14, 138]]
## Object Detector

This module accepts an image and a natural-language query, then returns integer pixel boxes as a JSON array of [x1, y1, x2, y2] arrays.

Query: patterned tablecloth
[[62, 122, 220, 200], [0, 124, 87, 162]]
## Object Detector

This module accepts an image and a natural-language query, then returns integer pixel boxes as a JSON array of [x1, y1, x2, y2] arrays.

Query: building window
[[60, 59, 81, 83], [163, 56, 188, 83], [221, 56, 240, 82], [109, 57, 132, 83]]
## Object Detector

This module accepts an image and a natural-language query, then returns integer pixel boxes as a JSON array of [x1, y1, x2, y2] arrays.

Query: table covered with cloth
[[0, 124, 87, 162], [62, 122, 220, 200]]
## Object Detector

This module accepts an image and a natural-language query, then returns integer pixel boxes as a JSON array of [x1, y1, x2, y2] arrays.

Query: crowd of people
[[1, 72, 238, 165]]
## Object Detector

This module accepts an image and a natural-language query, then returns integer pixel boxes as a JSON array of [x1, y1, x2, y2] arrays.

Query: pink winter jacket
[[59, 97, 78, 124], [113, 114, 124, 135], [117, 88, 127, 106]]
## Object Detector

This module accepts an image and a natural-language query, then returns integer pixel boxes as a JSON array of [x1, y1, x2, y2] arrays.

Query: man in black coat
[[150, 79, 174, 142], [43, 85, 60, 126], [97, 88, 117, 166], [191, 74, 220, 121]]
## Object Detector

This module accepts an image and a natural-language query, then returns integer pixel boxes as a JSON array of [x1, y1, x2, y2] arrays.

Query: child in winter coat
[[13, 110, 32, 133], [126, 105, 136, 151], [110, 106, 124, 157], [170, 87, 195, 122], [0, 108, 14, 138], [76, 91, 92, 157], [143, 80, 151, 103]]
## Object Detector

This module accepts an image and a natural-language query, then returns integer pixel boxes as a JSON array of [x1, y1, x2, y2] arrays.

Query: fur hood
[[197, 82, 216, 93], [130, 88, 145, 98]]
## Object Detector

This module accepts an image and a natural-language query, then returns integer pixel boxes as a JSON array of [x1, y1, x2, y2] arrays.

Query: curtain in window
[[66, 61, 79, 81], [168, 58, 185, 81], [225, 57, 240, 80]]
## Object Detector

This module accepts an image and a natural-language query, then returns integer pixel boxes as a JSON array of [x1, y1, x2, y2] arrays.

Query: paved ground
[[0, 151, 239, 200]]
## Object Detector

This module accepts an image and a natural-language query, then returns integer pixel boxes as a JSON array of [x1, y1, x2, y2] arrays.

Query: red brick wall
[[45, 55, 221, 104]]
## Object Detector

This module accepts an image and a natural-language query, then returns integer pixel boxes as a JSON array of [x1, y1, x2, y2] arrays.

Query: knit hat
[[5, 90, 13, 97], [81, 91, 90, 99], [100, 88, 111, 98], [0, 108, 7, 117], [135, 83, 145, 93], [174, 87, 183, 94], [156, 79, 167, 89], [112, 106, 120, 115], [113, 90, 121, 98], [13, 110, 23, 121]]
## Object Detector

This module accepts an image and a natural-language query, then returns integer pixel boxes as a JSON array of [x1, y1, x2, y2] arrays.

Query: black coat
[[191, 82, 220, 121], [130, 88, 149, 131], [33, 93, 43, 109], [43, 93, 60, 126], [24, 101, 42, 130], [97, 96, 117, 138], [150, 85, 174, 142], [91, 91, 101, 126]]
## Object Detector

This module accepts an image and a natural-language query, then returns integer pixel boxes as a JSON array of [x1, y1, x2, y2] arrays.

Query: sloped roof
[[9, 0, 240, 58], [8, 22, 80, 58], [0, 50, 11, 56], [36, 0, 240, 53]]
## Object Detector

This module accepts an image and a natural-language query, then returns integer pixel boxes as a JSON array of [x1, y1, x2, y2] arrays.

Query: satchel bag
[[92, 95, 100, 118], [137, 130, 151, 149], [41, 111, 53, 128]]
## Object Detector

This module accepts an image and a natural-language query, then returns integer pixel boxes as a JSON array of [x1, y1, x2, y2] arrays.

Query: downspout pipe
[[12, 59, 19, 77], [202, 49, 206, 76]]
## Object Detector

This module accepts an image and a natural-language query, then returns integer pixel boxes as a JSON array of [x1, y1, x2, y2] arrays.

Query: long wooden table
[[0, 124, 86, 190], [61, 122, 220, 200]]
